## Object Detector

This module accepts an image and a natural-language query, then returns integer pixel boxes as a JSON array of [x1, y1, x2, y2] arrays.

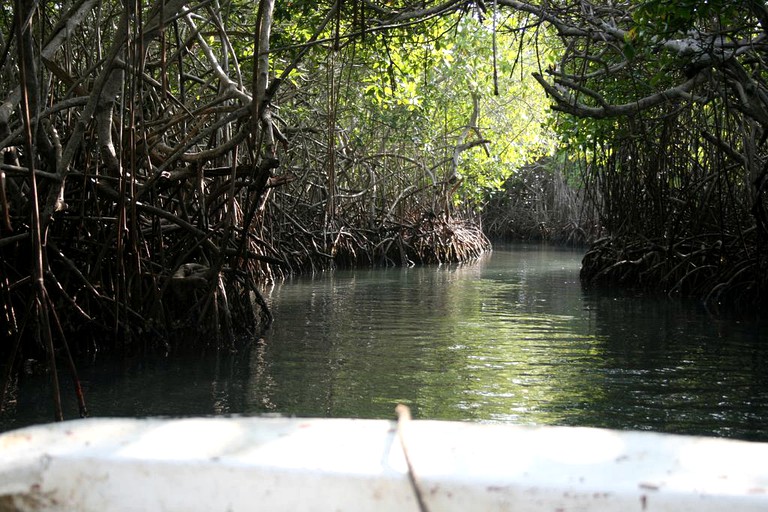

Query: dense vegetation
[[3, 0, 768, 418], [525, 0, 768, 311]]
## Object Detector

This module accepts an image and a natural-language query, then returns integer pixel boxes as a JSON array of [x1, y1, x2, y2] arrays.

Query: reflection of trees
[[1, 351, 252, 432], [245, 247, 768, 440], [247, 248, 604, 425], [420, 259, 603, 424], [577, 292, 768, 440], [247, 340, 279, 412], [247, 263, 495, 418]]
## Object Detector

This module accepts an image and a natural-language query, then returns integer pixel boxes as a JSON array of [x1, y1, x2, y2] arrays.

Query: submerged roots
[[580, 235, 768, 311]]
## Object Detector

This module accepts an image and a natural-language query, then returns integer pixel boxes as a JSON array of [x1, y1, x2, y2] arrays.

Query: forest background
[[2, 0, 768, 417]]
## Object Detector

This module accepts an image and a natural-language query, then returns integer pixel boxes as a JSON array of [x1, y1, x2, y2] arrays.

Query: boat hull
[[1, 417, 767, 511]]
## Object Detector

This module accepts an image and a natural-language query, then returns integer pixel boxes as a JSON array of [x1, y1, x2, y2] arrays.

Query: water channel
[[2, 245, 768, 440]]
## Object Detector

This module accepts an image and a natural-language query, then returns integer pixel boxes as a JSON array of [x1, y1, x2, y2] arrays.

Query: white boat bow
[[1, 416, 767, 511]]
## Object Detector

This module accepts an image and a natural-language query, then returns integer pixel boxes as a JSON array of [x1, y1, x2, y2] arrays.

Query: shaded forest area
[[524, 0, 768, 312], [3, 0, 768, 418], [1, 0, 505, 362]]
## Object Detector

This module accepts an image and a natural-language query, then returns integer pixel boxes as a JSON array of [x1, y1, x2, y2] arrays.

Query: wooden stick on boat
[[396, 404, 430, 512]]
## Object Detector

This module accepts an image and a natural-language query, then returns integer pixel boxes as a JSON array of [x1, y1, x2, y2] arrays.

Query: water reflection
[[243, 245, 768, 439], [578, 291, 768, 439], [2, 245, 767, 440]]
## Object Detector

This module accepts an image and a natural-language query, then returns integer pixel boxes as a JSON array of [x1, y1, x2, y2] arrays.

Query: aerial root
[[580, 235, 766, 310]]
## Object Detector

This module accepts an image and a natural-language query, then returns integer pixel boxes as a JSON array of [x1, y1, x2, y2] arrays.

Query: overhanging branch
[[533, 72, 709, 119]]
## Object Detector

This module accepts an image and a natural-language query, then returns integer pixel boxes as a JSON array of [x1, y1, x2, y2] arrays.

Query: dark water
[[2, 245, 768, 440]]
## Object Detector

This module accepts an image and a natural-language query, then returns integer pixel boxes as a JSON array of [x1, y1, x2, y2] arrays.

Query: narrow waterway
[[2, 245, 768, 440]]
